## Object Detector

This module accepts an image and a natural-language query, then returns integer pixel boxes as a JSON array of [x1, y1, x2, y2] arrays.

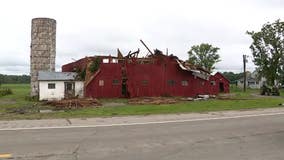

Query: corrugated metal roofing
[[176, 59, 210, 80], [38, 71, 78, 81]]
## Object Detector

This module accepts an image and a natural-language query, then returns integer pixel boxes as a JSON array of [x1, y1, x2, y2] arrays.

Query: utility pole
[[243, 54, 247, 92]]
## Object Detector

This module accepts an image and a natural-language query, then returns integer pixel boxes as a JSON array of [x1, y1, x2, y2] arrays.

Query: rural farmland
[[0, 84, 284, 120]]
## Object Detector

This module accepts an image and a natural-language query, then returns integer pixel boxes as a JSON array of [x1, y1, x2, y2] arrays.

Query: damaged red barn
[[62, 49, 229, 98]]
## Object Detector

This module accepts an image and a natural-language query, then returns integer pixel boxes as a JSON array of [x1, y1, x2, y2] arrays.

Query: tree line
[[220, 72, 243, 84], [0, 74, 30, 84]]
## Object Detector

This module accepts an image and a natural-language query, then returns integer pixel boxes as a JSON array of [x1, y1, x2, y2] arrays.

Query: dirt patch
[[217, 93, 236, 100], [128, 97, 178, 105], [102, 102, 126, 107], [250, 93, 282, 98], [0, 99, 16, 105]]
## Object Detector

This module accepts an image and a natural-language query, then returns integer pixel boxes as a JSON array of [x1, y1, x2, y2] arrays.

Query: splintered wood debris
[[45, 98, 101, 109]]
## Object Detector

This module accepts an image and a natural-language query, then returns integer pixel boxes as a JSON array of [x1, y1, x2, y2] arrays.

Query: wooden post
[[166, 48, 168, 56], [140, 40, 154, 55]]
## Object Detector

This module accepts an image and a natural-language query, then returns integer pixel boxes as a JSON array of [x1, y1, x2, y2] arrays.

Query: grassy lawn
[[0, 84, 283, 120], [0, 84, 34, 112]]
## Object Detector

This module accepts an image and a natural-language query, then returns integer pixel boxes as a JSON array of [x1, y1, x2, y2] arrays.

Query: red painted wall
[[62, 57, 92, 72], [86, 63, 122, 98], [212, 72, 230, 93], [62, 55, 230, 98]]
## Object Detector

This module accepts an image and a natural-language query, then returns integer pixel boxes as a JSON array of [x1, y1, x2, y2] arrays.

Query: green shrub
[[73, 67, 86, 80], [0, 88, 13, 97], [25, 95, 39, 101], [89, 57, 101, 73]]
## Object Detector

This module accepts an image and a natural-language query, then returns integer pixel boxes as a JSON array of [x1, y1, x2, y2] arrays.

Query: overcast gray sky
[[0, 0, 283, 75]]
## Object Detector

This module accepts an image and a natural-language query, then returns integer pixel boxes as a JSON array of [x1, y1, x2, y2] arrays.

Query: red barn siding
[[62, 57, 92, 72], [62, 55, 230, 98], [86, 63, 122, 98], [126, 62, 165, 97], [212, 72, 230, 93]]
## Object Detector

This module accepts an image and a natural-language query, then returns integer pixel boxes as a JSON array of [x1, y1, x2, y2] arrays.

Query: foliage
[[0, 88, 13, 97], [75, 68, 86, 80], [187, 43, 220, 72], [247, 19, 284, 86], [222, 72, 243, 84], [0, 74, 30, 84], [80, 68, 86, 80], [89, 57, 101, 73]]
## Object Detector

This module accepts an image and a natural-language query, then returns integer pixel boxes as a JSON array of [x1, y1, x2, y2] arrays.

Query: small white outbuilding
[[38, 71, 84, 101]]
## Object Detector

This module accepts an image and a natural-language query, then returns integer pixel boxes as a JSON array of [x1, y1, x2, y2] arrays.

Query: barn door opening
[[64, 82, 75, 99], [122, 79, 129, 97], [121, 61, 129, 97], [219, 82, 224, 92]]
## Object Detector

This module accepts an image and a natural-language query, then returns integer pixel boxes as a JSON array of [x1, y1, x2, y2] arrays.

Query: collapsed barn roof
[[62, 40, 212, 81]]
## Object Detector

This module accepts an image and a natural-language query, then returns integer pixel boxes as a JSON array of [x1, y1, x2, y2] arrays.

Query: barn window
[[112, 59, 118, 63], [112, 79, 120, 85], [167, 80, 176, 86], [142, 80, 148, 86], [181, 80, 188, 86], [103, 58, 109, 63], [48, 83, 56, 89], [99, 80, 104, 86], [211, 81, 216, 86]]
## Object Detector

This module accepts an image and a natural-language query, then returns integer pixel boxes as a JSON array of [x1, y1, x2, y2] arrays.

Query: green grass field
[[0, 84, 34, 112], [0, 84, 283, 120]]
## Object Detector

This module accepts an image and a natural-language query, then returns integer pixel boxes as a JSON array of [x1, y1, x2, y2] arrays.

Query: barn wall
[[61, 55, 230, 98], [85, 63, 122, 98], [212, 73, 230, 93], [62, 57, 91, 72], [125, 56, 211, 97], [126, 62, 165, 97]]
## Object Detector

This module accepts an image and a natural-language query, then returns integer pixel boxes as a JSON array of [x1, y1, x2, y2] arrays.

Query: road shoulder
[[1, 107, 284, 130]]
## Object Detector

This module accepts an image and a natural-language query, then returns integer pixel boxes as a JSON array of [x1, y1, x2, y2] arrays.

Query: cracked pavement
[[1, 109, 284, 159]]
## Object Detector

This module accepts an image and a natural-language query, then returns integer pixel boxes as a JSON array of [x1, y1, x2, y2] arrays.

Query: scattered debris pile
[[45, 98, 101, 109], [128, 97, 178, 105], [180, 95, 216, 101], [128, 95, 217, 105]]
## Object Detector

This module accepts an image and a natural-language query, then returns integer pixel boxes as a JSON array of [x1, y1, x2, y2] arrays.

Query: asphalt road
[[1, 114, 284, 160]]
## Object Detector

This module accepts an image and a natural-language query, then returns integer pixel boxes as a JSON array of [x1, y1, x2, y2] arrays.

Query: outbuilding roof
[[38, 71, 78, 81]]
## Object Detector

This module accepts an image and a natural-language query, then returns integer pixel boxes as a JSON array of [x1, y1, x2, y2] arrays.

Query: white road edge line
[[1, 112, 284, 131]]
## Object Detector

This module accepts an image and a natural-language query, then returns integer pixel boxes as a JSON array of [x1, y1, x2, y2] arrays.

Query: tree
[[247, 19, 284, 86], [0, 74, 30, 84], [222, 72, 243, 84], [187, 43, 220, 72]]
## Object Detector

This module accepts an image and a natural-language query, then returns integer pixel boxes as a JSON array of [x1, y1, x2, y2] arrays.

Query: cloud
[[0, 0, 283, 75]]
